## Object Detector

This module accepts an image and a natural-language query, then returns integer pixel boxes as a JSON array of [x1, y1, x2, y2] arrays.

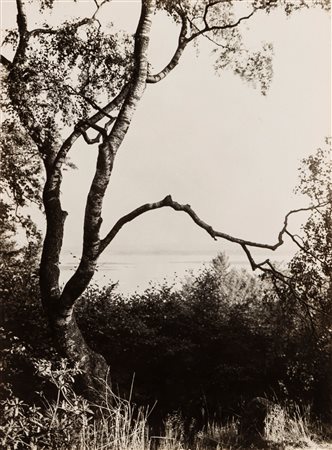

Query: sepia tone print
[[0, 0, 331, 448]]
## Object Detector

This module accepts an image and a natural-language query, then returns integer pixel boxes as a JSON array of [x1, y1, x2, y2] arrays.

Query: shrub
[[0, 359, 150, 450], [0, 247, 56, 405], [76, 254, 289, 419], [264, 403, 317, 448]]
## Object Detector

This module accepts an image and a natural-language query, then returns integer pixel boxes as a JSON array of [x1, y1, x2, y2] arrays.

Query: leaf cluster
[[8, 20, 133, 136], [289, 145, 331, 304], [0, 119, 43, 257]]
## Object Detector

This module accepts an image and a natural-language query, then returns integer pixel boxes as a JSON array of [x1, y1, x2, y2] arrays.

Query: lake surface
[[59, 251, 292, 295]]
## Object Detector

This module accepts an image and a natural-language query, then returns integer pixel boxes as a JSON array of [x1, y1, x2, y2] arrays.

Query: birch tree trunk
[[38, 0, 155, 394]]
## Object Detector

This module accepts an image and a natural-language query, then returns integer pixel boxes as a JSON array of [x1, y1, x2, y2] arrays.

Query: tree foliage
[[287, 143, 332, 418], [291, 144, 332, 286], [0, 118, 42, 258]]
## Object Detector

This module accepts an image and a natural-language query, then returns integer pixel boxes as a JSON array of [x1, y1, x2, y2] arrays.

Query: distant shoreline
[[59, 250, 292, 294]]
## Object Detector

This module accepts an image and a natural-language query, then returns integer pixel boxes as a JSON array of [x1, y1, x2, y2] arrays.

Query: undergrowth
[[0, 359, 328, 450]]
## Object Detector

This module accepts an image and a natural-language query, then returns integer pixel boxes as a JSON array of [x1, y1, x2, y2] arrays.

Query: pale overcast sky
[[2, 1, 331, 263]]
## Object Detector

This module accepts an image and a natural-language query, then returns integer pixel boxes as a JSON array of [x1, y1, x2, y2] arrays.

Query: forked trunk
[[39, 186, 110, 397], [38, 0, 155, 397]]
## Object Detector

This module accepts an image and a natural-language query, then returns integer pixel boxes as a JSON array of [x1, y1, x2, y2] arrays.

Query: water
[[60, 252, 218, 294], [59, 250, 292, 295]]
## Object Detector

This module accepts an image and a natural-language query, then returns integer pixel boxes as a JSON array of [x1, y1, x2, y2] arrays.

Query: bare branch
[[65, 84, 116, 121], [98, 195, 322, 256], [98, 195, 326, 287], [285, 229, 326, 265], [92, 0, 111, 20], [79, 117, 116, 145], [30, 17, 94, 37], [81, 129, 102, 145], [98, 195, 215, 255], [52, 83, 130, 172], [0, 54, 12, 69], [147, 10, 188, 84], [203, 1, 225, 28], [187, 9, 256, 43], [241, 243, 290, 280]]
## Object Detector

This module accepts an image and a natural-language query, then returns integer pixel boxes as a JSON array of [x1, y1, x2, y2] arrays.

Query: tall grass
[[1, 383, 150, 449], [264, 403, 319, 449], [0, 361, 328, 449]]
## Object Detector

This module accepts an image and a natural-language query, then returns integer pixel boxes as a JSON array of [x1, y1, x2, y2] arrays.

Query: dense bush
[[1, 359, 323, 450], [75, 253, 327, 422], [1, 246, 330, 425], [272, 145, 332, 419], [0, 243, 56, 404]]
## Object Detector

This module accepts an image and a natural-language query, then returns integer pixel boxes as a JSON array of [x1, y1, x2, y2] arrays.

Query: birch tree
[[1, 0, 329, 392]]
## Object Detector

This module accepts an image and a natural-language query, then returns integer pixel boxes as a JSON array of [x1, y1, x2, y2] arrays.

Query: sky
[[1, 1, 331, 267]]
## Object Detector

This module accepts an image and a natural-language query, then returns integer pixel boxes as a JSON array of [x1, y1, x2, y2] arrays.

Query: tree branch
[[187, 9, 256, 43], [240, 243, 290, 282], [65, 84, 116, 121], [81, 129, 101, 145], [98, 195, 215, 255], [285, 229, 326, 266], [147, 10, 188, 83], [0, 54, 12, 69], [77, 121, 108, 138], [13, 0, 29, 65], [79, 118, 116, 145], [52, 83, 130, 176], [16, 0, 28, 35], [30, 17, 95, 38], [60, 0, 156, 308], [98, 194, 329, 321], [98, 195, 324, 268], [203, 1, 222, 28], [92, 0, 111, 20]]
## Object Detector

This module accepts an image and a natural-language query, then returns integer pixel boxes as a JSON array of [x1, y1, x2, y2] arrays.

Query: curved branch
[[81, 129, 102, 145], [187, 9, 256, 43], [147, 4, 257, 82], [79, 117, 116, 145], [147, 12, 188, 84], [98, 195, 326, 283], [100, 196, 323, 255], [99, 194, 328, 320], [60, 0, 156, 308], [51, 83, 130, 177], [98, 195, 215, 255], [203, 1, 223, 27]]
